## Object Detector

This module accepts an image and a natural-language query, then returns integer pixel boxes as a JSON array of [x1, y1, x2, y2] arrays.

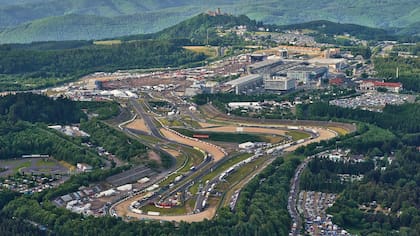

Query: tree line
[[0, 93, 86, 124], [374, 56, 420, 92], [80, 120, 148, 162], [327, 147, 420, 235], [300, 158, 375, 193], [0, 94, 103, 166], [296, 102, 420, 134], [0, 122, 102, 167], [0, 39, 206, 76]]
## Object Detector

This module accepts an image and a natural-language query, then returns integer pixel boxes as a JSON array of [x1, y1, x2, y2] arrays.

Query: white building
[[228, 102, 261, 110], [307, 58, 347, 72], [239, 142, 255, 149], [77, 163, 93, 172], [264, 76, 296, 91], [117, 184, 133, 191], [226, 74, 263, 95]]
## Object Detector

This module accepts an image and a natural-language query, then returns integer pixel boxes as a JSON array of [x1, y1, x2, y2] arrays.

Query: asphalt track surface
[[114, 101, 354, 223]]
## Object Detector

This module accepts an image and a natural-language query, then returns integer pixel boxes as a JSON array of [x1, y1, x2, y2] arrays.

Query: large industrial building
[[226, 74, 263, 95], [307, 58, 347, 72], [225, 56, 335, 95], [247, 59, 285, 75], [264, 76, 296, 91], [287, 66, 328, 84]]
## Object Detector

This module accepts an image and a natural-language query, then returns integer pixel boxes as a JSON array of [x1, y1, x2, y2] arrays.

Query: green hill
[[122, 13, 259, 42], [274, 20, 393, 40], [0, 10, 200, 43], [0, 0, 419, 43], [398, 22, 420, 37]]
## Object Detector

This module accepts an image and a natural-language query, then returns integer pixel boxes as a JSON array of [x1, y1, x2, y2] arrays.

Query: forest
[[0, 93, 86, 124], [125, 14, 258, 42], [327, 147, 420, 235], [76, 101, 120, 120], [0, 123, 102, 167], [300, 158, 375, 193], [373, 56, 420, 92], [274, 20, 394, 41], [80, 120, 148, 163], [0, 39, 206, 75], [298, 147, 420, 235], [0, 39, 206, 91], [296, 102, 420, 134], [0, 94, 103, 166]]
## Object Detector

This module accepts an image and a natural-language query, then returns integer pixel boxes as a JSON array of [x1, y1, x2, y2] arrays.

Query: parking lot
[[298, 191, 351, 235], [0, 158, 68, 177], [329, 92, 415, 112]]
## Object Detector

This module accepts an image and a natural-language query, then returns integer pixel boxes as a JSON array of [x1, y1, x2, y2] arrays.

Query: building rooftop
[[248, 59, 283, 69], [287, 66, 327, 73], [226, 74, 262, 86], [365, 81, 402, 88], [308, 58, 346, 64]]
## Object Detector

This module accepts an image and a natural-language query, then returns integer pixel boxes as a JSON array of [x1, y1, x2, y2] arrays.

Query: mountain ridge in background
[[0, 0, 419, 43]]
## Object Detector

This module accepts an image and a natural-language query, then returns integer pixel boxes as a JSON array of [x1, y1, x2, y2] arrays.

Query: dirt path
[[161, 148, 181, 158], [115, 193, 147, 217], [126, 119, 149, 133], [284, 128, 337, 152], [148, 151, 162, 164], [198, 122, 219, 128], [160, 128, 226, 162]]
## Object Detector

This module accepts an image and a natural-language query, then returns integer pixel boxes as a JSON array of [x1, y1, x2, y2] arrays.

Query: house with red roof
[[360, 80, 403, 93]]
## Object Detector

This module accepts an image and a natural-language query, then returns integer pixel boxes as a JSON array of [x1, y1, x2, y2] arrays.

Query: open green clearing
[[35, 159, 57, 168], [140, 204, 187, 216], [14, 161, 31, 173], [173, 128, 266, 143], [286, 130, 311, 141]]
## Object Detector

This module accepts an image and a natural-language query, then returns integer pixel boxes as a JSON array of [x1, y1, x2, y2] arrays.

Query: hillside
[[122, 13, 260, 42], [274, 20, 393, 40], [398, 21, 420, 37], [0, 0, 419, 43], [0, 10, 199, 43]]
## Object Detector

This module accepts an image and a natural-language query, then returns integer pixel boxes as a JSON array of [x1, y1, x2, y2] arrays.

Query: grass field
[[283, 153, 305, 161], [14, 161, 31, 173], [159, 118, 184, 127], [173, 128, 266, 143], [286, 130, 311, 141], [225, 156, 268, 185], [0, 158, 70, 177], [159, 146, 205, 187], [181, 116, 202, 128], [35, 159, 57, 167], [183, 46, 217, 57], [189, 153, 252, 195], [140, 204, 187, 215], [263, 135, 285, 143], [59, 160, 75, 172], [203, 153, 252, 182], [219, 156, 270, 207], [328, 126, 349, 136], [136, 134, 161, 143], [173, 152, 188, 171]]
